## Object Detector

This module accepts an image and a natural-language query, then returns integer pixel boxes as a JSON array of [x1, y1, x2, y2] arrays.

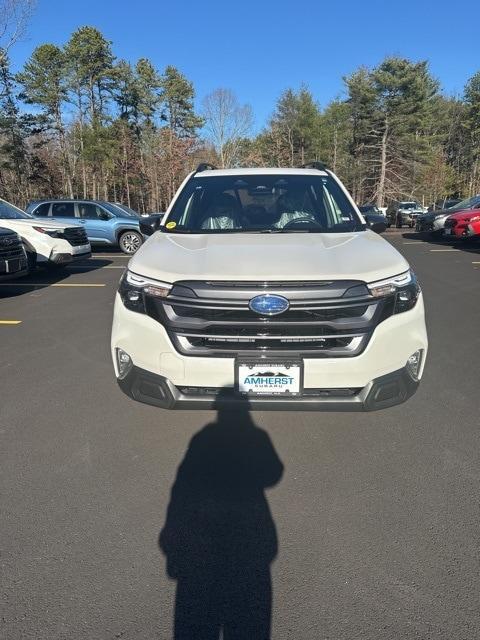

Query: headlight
[[368, 270, 420, 314], [119, 270, 171, 313], [469, 215, 480, 223], [32, 226, 61, 238]]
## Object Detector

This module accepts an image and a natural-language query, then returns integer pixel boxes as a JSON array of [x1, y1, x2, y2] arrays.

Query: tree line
[[1, 24, 480, 212]]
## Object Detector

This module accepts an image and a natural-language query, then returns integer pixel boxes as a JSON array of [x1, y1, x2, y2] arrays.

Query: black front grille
[[170, 303, 369, 323], [444, 219, 457, 229], [62, 227, 89, 246], [0, 235, 26, 260], [145, 280, 392, 358]]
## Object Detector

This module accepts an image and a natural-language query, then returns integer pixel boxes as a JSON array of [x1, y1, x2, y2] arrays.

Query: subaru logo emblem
[[1, 237, 14, 246], [249, 294, 289, 316]]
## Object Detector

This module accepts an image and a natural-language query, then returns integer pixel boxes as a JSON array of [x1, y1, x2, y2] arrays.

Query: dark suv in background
[[26, 199, 143, 254]]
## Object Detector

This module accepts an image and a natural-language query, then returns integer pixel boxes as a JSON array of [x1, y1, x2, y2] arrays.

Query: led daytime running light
[[368, 270, 413, 298], [125, 270, 172, 298]]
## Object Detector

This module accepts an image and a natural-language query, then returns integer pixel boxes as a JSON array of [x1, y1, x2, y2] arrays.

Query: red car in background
[[444, 209, 480, 239]]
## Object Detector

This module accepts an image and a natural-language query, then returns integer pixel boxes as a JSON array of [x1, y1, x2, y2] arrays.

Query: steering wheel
[[282, 216, 322, 230]]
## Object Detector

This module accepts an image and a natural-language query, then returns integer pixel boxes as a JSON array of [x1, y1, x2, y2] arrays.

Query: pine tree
[[464, 71, 480, 193], [0, 50, 30, 201], [17, 43, 73, 195]]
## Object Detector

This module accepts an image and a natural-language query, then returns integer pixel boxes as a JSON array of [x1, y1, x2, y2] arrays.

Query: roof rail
[[195, 162, 217, 173], [300, 161, 328, 171]]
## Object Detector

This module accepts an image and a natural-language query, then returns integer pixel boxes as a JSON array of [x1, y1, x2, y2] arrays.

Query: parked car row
[[27, 199, 144, 254], [415, 195, 480, 239], [0, 195, 161, 282], [0, 199, 92, 277]]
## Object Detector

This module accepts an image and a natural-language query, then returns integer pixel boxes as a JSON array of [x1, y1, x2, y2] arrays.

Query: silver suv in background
[[387, 201, 425, 228]]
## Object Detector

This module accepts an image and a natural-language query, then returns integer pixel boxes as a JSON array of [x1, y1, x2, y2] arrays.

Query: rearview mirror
[[140, 214, 162, 236]]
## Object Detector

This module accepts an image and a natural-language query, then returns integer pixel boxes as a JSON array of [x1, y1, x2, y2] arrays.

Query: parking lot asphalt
[[1, 232, 480, 640]]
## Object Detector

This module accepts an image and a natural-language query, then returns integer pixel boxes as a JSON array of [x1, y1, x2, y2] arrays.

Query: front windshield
[[164, 174, 364, 233], [0, 199, 32, 219], [401, 202, 418, 209], [448, 195, 480, 210]]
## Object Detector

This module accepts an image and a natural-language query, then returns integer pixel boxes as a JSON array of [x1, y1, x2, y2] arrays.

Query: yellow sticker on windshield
[[166, 221, 177, 229]]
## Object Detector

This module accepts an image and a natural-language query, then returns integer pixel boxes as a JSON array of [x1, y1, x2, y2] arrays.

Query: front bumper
[[51, 250, 91, 264], [0, 265, 28, 280], [0, 250, 28, 279], [112, 292, 428, 412], [117, 363, 419, 411], [432, 219, 448, 232], [466, 224, 480, 237]]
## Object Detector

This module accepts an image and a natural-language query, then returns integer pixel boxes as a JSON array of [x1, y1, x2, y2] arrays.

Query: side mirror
[[99, 211, 112, 221], [140, 214, 162, 236], [370, 221, 387, 234]]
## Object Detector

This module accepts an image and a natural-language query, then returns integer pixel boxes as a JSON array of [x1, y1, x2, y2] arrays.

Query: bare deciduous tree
[[202, 88, 253, 168], [0, 0, 35, 61]]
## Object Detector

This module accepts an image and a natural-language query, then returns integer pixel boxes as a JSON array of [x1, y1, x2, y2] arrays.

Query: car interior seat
[[200, 193, 242, 230]]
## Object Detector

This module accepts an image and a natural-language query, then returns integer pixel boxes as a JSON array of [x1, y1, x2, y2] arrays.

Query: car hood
[[115, 216, 141, 225], [422, 210, 452, 221], [448, 209, 480, 221], [129, 230, 409, 284], [432, 206, 475, 218], [0, 226, 18, 237], [2, 218, 83, 230]]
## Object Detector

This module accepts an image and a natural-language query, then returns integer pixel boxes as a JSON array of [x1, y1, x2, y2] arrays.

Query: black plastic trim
[[51, 251, 92, 264], [117, 364, 419, 412]]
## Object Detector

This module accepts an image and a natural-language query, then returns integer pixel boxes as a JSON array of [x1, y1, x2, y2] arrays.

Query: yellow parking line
[[0, 283, 106, 287], [402, 241, 423, 245], [429, 249, 460, 252], [0, 320, 22, 325], [472, 261, 480, 264]]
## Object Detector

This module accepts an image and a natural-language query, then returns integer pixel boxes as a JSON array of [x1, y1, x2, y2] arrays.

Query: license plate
[[444, 228, 451, 235], [237, 362, 302, 396]]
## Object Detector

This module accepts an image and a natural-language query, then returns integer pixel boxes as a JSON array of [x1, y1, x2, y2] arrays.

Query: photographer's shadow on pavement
[[159, 389, 284, 640]]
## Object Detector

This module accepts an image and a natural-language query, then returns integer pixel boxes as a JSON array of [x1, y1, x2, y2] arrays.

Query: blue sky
[[9, 0, 480, 130]]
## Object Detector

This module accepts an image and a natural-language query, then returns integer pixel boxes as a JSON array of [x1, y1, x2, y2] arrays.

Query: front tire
[[119, 230, 143, 254]]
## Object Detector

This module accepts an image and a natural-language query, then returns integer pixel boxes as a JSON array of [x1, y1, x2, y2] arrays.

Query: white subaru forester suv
[[0, 198, 91, 269], [111, 163, 427, 411]]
